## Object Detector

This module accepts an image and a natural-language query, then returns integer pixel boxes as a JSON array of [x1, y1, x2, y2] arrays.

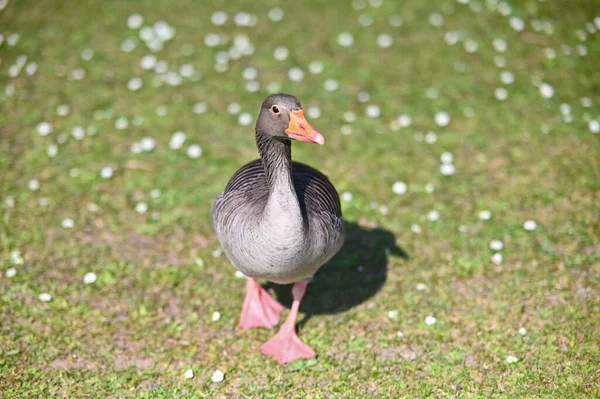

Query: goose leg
[[261, 281, 315, 364], [239, 278, 283, 329]]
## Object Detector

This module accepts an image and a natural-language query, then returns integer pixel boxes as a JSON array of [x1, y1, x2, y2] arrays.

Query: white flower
[[518, 327, 527, 336], [83, 272, 97, 285], [128, 77, 143, 91], [288, 67, 304, 82], [491, 253, 503, 265], [211, 11, 227, 26], [387, 310, 399, 320], [440, 164, 456, 176], [411, 224, 422, 234], [427, 210, 440, 221], [56, 104, 71, 116], [539, 83, 554, 99], [493, 38, 507, 52], [489, 239, 503, 251], [28, 179, 40, 191], [478, 210, 492, 220], [100, 166, 114, 179], [337, 32, 354, 47], [509, 17, 525, 32], [397, 114, 412, 127], [428, 13, 444, 27], [589, 120, 600, 134], [187, 144, 203, 159], [357, 91, 370, 103], [323, 79, 339, 92], [193, 103, 207, 114], [523, 220, 537, 231], [212, 311, 221, 321], [308, 60, 324, 74], [140, 137, 156, 152], [376, 33, 393, 48], [341, 191, 353, 202], [434, 112, 450, 127], [238, 112, 253, 126], [392, 181, 407, 195], [127, 14, 144, 29], [115, 117, 129, 130], [39, 293, 52, 302], [242, 67, 257, 81], [61, 218, 75, 229], [365, 105, 381, 118], [440, 152, 454, 164], [234, 270, 248, 279], [307, 106, 321, 119], [184, 368, 194, 379], [211, 369, 224, 383], [494, 87, 508, 101], [415, 283, 428, 291], [135, 202, 148, 214], [396, 331, 405, 338], [6, 268, 17, 278], [169, 132, 187, 150], [343, 111, 356, 123], [424, 315, 437, 326], [37, 122, 53, 136], [500, 71, 514, 84], [273, 46, 288, 61], [506, 355, 519, 364], [268, 7, 284, 22]]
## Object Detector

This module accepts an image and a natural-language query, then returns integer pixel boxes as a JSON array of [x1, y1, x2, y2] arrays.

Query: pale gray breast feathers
[[212, 160, 344, 283]]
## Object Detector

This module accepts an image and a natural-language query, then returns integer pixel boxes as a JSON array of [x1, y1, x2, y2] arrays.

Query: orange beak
[[285, 110, 325, 145]]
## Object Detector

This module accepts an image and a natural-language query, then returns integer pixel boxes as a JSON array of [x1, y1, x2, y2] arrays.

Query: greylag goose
[[212, 93, 344, 364]]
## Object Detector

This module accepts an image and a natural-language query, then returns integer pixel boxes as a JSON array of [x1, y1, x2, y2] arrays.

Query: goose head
[[256, 93, 325, 145]]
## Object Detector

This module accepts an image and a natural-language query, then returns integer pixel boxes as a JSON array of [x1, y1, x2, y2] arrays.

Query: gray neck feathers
[[255, 130, 305, 236]]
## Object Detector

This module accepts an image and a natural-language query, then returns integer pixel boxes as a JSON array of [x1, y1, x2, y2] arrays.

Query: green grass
[[1, 0, 599, 397]]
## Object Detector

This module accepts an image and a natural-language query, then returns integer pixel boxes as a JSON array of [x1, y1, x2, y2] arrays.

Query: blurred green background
[[1, 0, 599, 397]]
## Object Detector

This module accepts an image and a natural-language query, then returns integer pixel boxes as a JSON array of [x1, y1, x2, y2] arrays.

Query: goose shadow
[[265, 221, 408, 325]]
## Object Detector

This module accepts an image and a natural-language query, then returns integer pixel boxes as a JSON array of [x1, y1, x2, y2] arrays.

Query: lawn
[[1, 0, 599, 397]]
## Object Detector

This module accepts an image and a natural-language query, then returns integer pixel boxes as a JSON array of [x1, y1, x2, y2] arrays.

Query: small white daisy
[[506, 355, 519, 364], [491, 253, 503, 265], [427, 210, 440, 221], [434, 112, 450, 127], [539, 83, 554, 99], [424, 315, 437, 326], [83, 272, 97, 285], [184, 368, 194, 379], [211, 369, 224, 383], [135, 202, 148, 214], [337, 32, 354, 47], [187, 144, 203, 159], [39, 292, 52, 302], [238, 112, 253, 126], [478, 210, 492, 220], [100, 166, 114, 179], [490, 239, 504, 251], [61, 218, 75, 229], [392, 181, 407, 195], [523, 220, 537, 231]]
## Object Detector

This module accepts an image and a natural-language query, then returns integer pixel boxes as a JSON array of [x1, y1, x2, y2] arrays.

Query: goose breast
[[213, 160, 344, 284]]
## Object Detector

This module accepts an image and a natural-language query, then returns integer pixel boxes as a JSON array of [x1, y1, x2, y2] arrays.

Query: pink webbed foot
[[239, 278, 283, 329], [260, 281, 315, 364], [260, 322, 316, 364]]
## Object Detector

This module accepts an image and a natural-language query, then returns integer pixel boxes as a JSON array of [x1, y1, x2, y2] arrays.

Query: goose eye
[[271, 105, 280, 114]]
